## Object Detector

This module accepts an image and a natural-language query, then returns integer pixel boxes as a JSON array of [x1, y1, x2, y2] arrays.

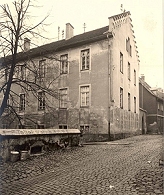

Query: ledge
[[0, 129, 80, 136]]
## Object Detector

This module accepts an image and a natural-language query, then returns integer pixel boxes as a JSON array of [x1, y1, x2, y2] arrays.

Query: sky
[[2, 0, 164, 89]]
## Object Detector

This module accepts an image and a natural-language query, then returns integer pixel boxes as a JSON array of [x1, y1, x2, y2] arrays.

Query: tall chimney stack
[[65, 23, 74, 40], [24, 38, 30, 51]]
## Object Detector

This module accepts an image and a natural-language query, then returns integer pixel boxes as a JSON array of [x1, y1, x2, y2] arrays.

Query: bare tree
[[0, 0, 62, 128]]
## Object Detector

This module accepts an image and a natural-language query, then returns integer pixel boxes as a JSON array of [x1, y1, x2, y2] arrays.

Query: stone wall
[[0, 133, 80, 161]]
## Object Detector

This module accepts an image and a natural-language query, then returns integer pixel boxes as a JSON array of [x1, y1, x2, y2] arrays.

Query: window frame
[[80, 125, 89, 134], [59, 125, 67, 129], [19, 93, 25, 111], [60, 54, 68, 74], [134, 69, 136, 85], [38, 59, 46, 78], [128, 93, 131, 111], [134, 97, 136, 113], [120, 88, 123, 109], [59, 88, 68, 109], [80, 49, 90, 71], [80, 85, 90, 107], [37, 124, 45, 129], [38, 91, 45, 110], [128, 62, 131, 80], [120, 52, 123, 73]]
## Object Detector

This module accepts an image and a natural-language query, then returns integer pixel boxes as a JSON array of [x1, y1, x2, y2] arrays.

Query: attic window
[[126, 37, 132, 56]]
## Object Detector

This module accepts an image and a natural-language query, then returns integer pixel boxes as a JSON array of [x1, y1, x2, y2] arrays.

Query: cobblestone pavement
[[0, 135, 163, 195]]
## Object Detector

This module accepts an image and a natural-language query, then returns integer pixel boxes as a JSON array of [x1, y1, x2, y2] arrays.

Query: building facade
[[139, 76, 164, 134], [0, 11, 140, 141]]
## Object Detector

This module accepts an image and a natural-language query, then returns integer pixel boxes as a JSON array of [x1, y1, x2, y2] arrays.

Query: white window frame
[[38, 91, 45, 110], [120, 52, 123, 73], [80, 85, 90, 107], [128, 62, 130, 80], [120, 88, 123, 109], [60, 54, 68, 74], [80, 49, 90, 71], [59, 88, 68, 108]]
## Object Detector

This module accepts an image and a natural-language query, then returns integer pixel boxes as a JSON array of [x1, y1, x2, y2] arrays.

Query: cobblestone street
[[0, 135, 163, 195]]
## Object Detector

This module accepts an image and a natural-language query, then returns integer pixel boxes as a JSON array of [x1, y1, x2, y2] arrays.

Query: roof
[[2, 26, 111, 65], [139, 78, 164, 101]]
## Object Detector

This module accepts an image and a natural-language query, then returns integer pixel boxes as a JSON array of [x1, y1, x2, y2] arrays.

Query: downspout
[[107, 33, 113, 140]]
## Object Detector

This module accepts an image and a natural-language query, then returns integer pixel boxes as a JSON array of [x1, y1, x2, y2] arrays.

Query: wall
[[109, 15, 140, 137]]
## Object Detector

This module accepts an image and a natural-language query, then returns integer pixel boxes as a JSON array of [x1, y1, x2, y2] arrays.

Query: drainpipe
[[107, 33, 113, 140]]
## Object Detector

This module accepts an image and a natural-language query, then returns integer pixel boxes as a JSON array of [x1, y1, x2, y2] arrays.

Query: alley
[[0, 135, 163, 195]]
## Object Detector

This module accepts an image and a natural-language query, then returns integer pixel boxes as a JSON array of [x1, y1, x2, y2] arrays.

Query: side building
[[0, 11, 140, 141], [139, 76, 164, 134]]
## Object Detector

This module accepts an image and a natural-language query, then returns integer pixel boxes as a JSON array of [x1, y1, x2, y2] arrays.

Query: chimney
[[65, 23, 74, 40], [141, 74, 145, 81], [24, 38, 30, 51]]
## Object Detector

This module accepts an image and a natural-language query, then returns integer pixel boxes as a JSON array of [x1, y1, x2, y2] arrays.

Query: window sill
[[80, 69, 90, 72], [60, 73, 68, 75], [59, 108, 68, 110]]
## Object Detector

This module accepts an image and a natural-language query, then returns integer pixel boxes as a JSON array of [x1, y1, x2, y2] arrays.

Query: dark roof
[[139, 78, 164, 101], [2, 26, 111, 65]]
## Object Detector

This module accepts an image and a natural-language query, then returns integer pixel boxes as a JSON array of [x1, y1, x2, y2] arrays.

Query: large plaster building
[[1, 11, 140, 141]]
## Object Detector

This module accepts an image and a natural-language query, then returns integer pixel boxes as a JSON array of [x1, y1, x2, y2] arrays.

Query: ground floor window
[[59, 125, 67, 129], [80, 125, 89, 134], [37, 124, 45, 129]]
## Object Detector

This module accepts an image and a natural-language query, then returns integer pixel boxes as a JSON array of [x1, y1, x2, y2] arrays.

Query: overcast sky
[[2, 0, 164, 89]]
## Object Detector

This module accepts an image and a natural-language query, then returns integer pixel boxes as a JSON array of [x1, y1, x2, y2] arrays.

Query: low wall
[[0, 129, 80, 161]]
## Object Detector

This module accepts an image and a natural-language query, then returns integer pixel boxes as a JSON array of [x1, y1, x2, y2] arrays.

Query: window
[[120, 88, 123, 109], [20, 65, 26, 80], [134, 97, 136, 113], [126, 38, 129, 52], [38, 91, 45, 110], [80, 86, 90, 107], [18, 124, 25, 129], [134, 70, 136, 85], [126, 37, 132, 56], [80, 125, 89, 133], [120, 52, 123, 73], [38, 60, 46, 78], [59, 125, 67, 129], [130, 45, 132, 56], [59, 88, 68, 108], [128, 93, 131, 111], [60, 54, 68, 74], [19, 94, 25, 111], [2, 124, 8, 129], [81, 49, 90, 71], [128, 62, 130, 80], [16, 64, 26, 80], [37, 124, 45, 129]]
